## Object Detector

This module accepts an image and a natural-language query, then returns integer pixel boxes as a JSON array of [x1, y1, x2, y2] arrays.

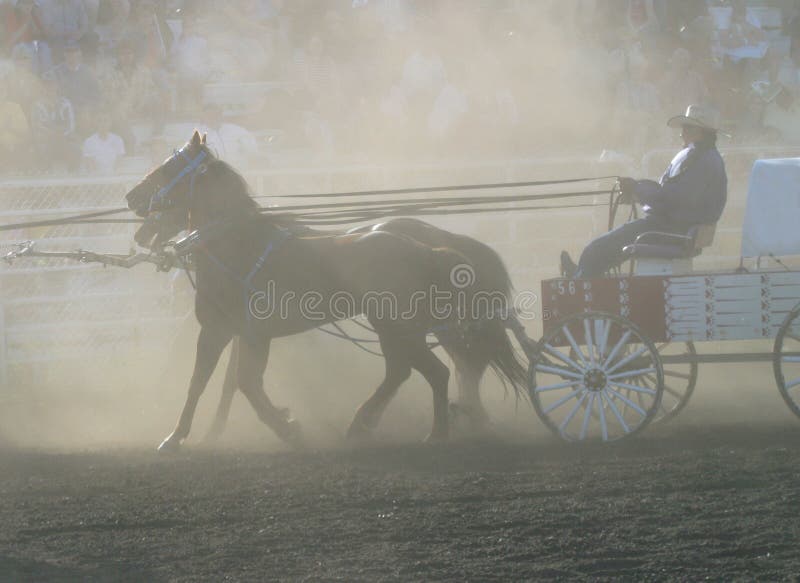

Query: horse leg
[[236, 336, 304, 447], [408, 341, 451, 443], [449, 349, 491, 430], [347, 335, 411, 440], [203, 336, 240, 443], [159, 325, 232, 452]]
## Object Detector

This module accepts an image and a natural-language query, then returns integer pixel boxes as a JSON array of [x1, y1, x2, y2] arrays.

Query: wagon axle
[[584, 369, 608, 392]]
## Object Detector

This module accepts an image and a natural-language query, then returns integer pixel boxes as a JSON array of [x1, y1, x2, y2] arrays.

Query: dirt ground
[[1, 419, 799, 582], [2, 330, 799, 581]]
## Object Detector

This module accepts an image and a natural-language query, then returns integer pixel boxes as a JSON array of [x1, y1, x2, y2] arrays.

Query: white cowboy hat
[[667, 104, 721, 132]]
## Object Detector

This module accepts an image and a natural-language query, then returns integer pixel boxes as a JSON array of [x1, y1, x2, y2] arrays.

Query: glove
[[617, 177, 637, 204]]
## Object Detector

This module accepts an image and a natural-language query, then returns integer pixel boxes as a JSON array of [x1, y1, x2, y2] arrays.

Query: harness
[[149, 146, 208, 212], [188, 222, 291, 329]]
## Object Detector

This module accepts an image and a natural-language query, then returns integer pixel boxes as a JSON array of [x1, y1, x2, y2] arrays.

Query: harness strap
[[244, 236, 283, 290], [150, 147, 208, 211], [198, 232, 287, 293], [242, 229, 291, 326]]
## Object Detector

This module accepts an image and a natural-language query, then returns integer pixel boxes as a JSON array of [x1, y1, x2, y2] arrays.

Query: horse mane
[[206, 156, 260, 212], [206, 154, 304, 229]]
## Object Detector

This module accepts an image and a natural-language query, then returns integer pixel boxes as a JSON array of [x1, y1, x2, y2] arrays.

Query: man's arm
[[634, 151, 724, 225]]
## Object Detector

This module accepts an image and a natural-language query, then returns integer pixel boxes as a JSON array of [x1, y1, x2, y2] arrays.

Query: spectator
[[627, 0, 658, 34], [721, 1, 768, 61], [198, 105, 259, 166], [652, 0, 707, 36], [7, 42, 44, 106], [775, 42, 800, 94], [0, 80, 32, 172], [787, 6, 800, 48], [428, 81, 468, 142], [1, 0, 43, 56], [764, 43, 800, 144], [172, 16, 212, 112], [290, 35, 342, 107], [94, 0, 130, 54], [31, 72, 79, 171], [204, 9, 271, 84], [612, 52, 662, 154], [54, 42, 101, 125], [125, 0, 171, 69], [219, 0, 273, 37], [82, 110, 125, 174], [400, 42, 446, 98], [301, 108, 335, 159], [34, 0, 94, 60], [660, 47, 711, 114], [98, 39, 160, 150], [84, 0, 99, 30], [763, 84, 800, 144]]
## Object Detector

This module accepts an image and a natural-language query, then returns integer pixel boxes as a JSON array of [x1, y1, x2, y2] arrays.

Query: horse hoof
[[200, 426, 224, 445], [345, 419, 372, 442], [283, 419, 306, 450], [157, 435, 182, 453]]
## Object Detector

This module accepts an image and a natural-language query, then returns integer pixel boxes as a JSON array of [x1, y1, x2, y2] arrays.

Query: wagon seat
[[621, 223, 717, 276]]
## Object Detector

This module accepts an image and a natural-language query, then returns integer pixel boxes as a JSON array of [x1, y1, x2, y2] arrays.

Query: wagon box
[[542, 271, 800, 344]]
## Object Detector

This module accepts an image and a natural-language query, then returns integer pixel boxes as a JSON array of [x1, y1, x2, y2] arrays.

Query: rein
[[0, 207, 133, 232], [265, 175, 620, 199]]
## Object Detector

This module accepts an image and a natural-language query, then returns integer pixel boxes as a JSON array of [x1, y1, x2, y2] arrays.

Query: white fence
[[0, 176, 191, 387]]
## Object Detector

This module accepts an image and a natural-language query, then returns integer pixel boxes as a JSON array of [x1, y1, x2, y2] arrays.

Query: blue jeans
[[576, 216, 682, 278]]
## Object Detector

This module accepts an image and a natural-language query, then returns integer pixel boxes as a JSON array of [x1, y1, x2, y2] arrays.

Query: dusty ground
[[1, 420, 799, 582]]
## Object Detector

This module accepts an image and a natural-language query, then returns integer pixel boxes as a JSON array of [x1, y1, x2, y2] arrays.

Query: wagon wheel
[[645, 342, 698, 422], [529, 311, 664, 442], [773, 304, 800, 418]]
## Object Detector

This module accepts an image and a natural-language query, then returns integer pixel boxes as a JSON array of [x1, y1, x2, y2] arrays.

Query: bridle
[[148, 145, 209, 213]]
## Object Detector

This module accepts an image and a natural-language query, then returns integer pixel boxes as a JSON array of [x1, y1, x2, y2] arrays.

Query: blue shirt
[[634, 143, 728, 228]]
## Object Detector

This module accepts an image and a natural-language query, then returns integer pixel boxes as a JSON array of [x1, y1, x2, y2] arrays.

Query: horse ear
[[201, 133, 207, 145], [191, 130, 202, 147]]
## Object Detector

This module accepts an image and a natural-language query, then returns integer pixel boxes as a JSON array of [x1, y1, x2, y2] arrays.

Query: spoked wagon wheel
[[529, 311, 664, 442], [773, 304, 800, 418], [647, 342, 698, 423]]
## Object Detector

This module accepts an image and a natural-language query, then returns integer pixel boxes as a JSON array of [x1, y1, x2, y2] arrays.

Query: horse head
[[126, 130, 259, 247]]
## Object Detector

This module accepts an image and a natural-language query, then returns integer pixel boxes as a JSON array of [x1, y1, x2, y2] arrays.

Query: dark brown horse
[[127, 131, 527, 450], [199, 217, 525, 443]]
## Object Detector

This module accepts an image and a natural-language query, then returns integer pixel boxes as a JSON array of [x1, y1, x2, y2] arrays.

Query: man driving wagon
[[561, 105, 728, 278]]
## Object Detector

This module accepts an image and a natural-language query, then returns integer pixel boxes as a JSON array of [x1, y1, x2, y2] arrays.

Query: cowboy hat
[[667, 104, 720, 132]]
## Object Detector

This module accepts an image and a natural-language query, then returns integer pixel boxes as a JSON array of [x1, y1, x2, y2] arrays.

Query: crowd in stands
[[0, 0, 799, 176]]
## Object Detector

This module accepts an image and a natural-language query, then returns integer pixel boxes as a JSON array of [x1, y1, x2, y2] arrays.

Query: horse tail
[[428, 245, 530, 403], [484, 318, 530, 404]]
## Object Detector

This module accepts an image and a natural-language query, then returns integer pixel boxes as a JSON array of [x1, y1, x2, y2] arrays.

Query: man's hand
[[617, 177, 637, 204]]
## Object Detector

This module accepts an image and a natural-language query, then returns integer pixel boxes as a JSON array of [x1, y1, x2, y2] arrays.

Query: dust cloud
[[1, 1, 796, 451]]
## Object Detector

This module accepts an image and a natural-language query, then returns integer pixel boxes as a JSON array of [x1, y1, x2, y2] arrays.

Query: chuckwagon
[[528, 157, 800, 442]]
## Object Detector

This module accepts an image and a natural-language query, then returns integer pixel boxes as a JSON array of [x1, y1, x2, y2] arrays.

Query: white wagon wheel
[[773, 304, 800, 418], [640, 342, 698, 423], [529, 311, 664, 442]]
